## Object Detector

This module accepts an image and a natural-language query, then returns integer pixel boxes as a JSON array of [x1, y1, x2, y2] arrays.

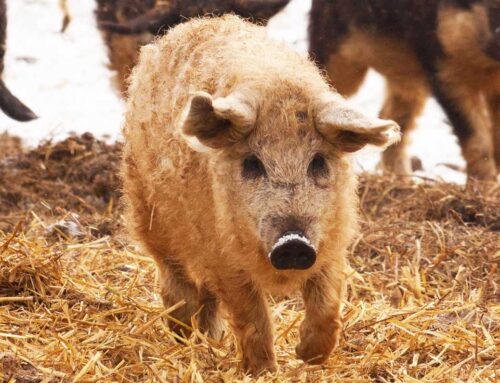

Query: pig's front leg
[[296, 268, 344, 364], [217, 275, 276, 375]]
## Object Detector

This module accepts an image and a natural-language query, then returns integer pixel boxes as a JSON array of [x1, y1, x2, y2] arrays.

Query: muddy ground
[[0, 133, 121, 236]]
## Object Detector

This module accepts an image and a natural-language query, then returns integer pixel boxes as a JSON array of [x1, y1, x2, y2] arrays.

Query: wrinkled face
[[182, 87, 400, 270]]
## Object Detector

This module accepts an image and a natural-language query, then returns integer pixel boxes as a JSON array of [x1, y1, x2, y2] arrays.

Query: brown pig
[[309, 0, 500, 181], [122, 15, 400, 374], [96, 0, 290, 96]]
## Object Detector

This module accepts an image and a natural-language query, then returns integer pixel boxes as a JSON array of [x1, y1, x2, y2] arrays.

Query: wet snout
[[269, 231, 316, 270]]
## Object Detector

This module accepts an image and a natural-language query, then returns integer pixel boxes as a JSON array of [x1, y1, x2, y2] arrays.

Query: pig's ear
[[182, 91, 257, 149], [315, 94, 401, 153]]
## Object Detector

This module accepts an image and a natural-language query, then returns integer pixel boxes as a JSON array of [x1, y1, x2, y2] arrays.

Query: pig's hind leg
[[379, 77, 427, 175], [296, 267, 344, 364], [368, 39, 428, 176], [432, 69, 497, 181]]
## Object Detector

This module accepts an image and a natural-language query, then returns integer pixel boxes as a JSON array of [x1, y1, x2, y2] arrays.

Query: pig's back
[[126, 15, 322, 140]]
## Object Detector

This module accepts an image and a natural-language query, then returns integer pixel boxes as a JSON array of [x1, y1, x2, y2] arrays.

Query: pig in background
[[95, 0, 291, 96], [309, 0, 500, 182], [122, 15, 400, 374], [0, 0, 36, 122]]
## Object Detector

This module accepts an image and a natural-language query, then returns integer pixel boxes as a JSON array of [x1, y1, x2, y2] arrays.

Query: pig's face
[[226, 103, 343, 270], [182, 88, 400, 270]]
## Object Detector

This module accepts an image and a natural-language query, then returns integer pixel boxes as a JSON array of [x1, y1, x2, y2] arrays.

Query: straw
[[0, 134, 498, 381]]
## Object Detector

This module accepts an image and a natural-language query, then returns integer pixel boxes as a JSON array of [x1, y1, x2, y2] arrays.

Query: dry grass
[[0, 136, 498, 382]]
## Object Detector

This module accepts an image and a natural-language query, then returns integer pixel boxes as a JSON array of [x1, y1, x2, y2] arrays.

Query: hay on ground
[[0, 135, 498, 382]]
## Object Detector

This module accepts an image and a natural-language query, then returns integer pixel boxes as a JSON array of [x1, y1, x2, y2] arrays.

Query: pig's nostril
[[269, 233, 316, 270]]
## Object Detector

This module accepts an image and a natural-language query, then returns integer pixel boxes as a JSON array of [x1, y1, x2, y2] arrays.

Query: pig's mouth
[[268, 231, 316, 270]]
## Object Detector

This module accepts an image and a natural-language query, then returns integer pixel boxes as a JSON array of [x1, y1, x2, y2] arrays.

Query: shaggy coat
[[0, 0, 36, 122], [310, 0, 500, 181], [95, 0, 290, 95], [122, 15, 399, 374]]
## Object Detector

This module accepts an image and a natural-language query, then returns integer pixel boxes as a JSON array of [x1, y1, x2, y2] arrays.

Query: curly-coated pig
[[122, 15, 400, 374]]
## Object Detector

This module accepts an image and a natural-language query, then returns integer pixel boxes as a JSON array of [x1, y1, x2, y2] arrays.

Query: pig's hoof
[[410, 156, 423, 171], [295, 341, 330, 365], [168, 320, 192, 342], [243, 357, 277, 376], [295, 326, 339, 365]]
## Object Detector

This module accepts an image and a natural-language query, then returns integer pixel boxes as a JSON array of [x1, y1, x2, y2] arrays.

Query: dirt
[[0, 132, 23, 160], [359, 173, 500, 231], [1, 354, 64, 383], [0, 133, 122, 233]]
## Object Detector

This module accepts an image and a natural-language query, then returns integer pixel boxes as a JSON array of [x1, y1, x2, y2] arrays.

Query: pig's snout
[[268, 231, 316, 270]]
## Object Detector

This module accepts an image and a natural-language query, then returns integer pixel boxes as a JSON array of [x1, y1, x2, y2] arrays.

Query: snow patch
[[1, 0, 124, 147]]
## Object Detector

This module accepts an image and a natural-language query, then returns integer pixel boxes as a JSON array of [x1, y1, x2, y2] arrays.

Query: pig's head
[[182, 86, 400, 271]]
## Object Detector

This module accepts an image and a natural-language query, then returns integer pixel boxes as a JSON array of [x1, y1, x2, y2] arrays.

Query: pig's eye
[[308, 154, 328, 178], [242, 155, 267, 179]]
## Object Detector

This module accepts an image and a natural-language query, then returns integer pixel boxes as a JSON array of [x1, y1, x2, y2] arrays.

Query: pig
[[98, 0, 292, 35], [122, 15, 400, 374], [0, 0, 36, 122], [309, 0, 500, 182], [95, 0, 156, 96], [95, 0, 291, 96]]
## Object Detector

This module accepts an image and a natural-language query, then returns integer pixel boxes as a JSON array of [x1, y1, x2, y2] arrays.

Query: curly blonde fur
[[122, 15, 399, 374]]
